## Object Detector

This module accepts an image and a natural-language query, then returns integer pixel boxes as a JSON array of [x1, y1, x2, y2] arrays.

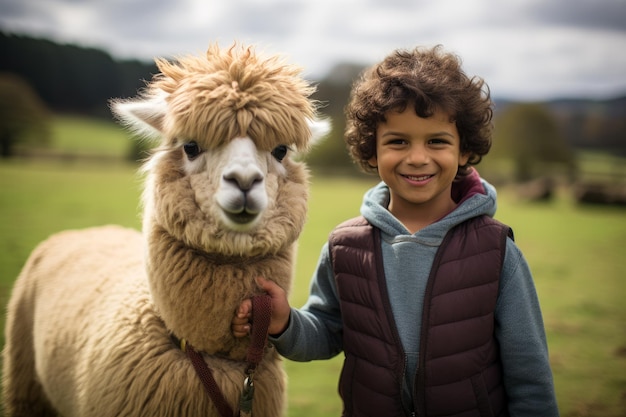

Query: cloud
[[1, 0, 625, 100], [528, 0, 626, 31]]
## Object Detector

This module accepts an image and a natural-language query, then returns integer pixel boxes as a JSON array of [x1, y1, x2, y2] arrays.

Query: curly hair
[[344, 45, 493, 175]]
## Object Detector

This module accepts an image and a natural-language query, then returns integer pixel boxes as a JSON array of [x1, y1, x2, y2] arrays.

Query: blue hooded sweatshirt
[[271, 172, 559, 416]]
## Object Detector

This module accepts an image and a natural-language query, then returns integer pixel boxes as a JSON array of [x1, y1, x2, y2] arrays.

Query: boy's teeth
[[408, 175, 430, 181]]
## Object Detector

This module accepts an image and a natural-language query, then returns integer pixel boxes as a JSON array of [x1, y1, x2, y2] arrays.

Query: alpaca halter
[[177, 294, 272, 417]]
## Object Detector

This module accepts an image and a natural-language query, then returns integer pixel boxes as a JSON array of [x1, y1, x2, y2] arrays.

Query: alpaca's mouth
[[225, 210, 259, 225], [220, 196, 263, 226]]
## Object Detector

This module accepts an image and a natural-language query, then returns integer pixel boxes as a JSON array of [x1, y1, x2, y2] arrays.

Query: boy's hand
[[232, 276, 291, 338], [232, 300, 252, 337]]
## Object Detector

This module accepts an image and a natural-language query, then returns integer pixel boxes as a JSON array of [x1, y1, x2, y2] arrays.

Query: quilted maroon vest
[[329, 215, 511, 417]]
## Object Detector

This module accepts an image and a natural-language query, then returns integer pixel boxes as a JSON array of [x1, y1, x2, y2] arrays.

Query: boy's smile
[[369, 105, 469, 232]]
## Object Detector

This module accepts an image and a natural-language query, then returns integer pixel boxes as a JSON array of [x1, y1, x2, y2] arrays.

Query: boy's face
[[369, 106, 470, 226]]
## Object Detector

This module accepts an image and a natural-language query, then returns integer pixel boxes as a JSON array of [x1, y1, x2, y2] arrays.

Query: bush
[[0, 73, 51, 157]]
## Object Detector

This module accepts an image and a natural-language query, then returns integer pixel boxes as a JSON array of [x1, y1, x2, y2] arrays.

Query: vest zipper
[[415, 229, 454, 416], [372, 227, 408, 415]]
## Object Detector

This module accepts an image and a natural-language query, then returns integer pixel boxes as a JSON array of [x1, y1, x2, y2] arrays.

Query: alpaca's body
[[4, 226, 284, 416], [3, 44, 328, 416]]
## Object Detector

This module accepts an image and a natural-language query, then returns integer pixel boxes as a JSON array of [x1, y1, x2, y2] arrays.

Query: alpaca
[[2, 44, 329, 417]]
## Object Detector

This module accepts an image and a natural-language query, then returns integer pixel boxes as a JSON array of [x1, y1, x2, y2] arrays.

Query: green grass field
[[0, 116, 625, 416]]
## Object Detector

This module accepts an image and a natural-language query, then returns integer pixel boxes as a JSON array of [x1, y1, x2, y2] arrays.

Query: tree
[[493, 103, 574, 181], [306, 63, 365, 175], [0, 73, 51, 157]]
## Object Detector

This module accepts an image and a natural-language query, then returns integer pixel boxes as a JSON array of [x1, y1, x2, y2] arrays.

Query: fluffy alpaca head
[[112, 44, 329, 257]]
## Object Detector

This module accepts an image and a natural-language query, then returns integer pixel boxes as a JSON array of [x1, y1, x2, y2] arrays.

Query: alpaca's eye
[[271, 145, 288, 162], [183, 141, 202, 160]]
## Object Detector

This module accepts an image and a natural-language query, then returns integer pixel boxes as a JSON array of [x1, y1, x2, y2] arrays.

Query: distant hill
[[493, 96, 626, 154], [1, 32, 157, 117], [543, 96, 626, 152]]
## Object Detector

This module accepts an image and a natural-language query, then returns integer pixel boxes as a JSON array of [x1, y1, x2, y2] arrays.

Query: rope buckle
[[239, 375, 255, 415]]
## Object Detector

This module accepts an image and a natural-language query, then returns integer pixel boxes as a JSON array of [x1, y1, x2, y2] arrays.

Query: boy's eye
[[429, 138, 449, 145], [386, 138, 407, 146]]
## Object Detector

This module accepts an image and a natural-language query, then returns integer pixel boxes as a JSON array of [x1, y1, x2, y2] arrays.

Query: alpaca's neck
[[145, 225, 293, 360]]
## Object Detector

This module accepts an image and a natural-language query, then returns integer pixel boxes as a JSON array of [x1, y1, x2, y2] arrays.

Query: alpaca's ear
[[110, 93, 168, 140], [308, 117, 332, 147], [293, 118, 331, 158]]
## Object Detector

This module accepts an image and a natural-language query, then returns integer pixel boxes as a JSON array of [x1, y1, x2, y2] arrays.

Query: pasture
[[0, 116, 625, 416]]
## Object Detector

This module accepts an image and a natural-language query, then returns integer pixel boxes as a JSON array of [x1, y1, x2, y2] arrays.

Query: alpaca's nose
[[223, 166, 264, 191]]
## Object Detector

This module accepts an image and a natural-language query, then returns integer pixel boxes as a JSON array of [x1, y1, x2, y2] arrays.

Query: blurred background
[[0, 0, 625, 416]]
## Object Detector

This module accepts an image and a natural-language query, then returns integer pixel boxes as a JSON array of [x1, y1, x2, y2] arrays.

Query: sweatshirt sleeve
[[496, 239, 560, 417], [269, 243, 344, 361]]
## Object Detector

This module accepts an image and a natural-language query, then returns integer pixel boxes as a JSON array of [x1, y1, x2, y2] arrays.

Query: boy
[[233, 45, 559, 417]]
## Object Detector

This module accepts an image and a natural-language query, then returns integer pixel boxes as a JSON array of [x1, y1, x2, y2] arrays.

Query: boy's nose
[[406, 144, 429, 165]]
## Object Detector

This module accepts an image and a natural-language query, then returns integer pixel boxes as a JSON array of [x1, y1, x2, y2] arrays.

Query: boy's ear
[[368, 155, 378, 168], [459, 152, 471, 167]]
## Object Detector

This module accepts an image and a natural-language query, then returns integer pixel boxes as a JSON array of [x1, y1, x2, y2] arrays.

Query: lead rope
[[182, 340, 235, 417], [181, 294, 272, 417], [239, 294, 272, 417]]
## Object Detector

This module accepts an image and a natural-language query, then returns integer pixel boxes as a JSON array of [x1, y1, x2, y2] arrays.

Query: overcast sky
[[2, 0, 625, 101]]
